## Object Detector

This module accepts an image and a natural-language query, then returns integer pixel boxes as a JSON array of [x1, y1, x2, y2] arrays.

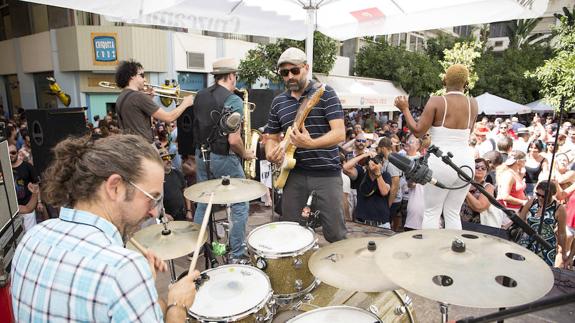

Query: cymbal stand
[[157, 208, 178, 283], [440, 303, 449, 323], [199, 145, 219, 268]]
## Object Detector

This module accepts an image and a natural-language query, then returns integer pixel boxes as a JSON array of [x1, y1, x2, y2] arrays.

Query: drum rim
[[247, 222, 318, 258], [286, 305, 382, 322], [188, 264, 274, 320]]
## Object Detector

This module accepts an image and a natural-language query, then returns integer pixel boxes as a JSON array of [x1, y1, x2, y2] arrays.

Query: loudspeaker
[[248, 89, 281, 130], [176, 106, 195, 156], [27, 108, 87, 176]]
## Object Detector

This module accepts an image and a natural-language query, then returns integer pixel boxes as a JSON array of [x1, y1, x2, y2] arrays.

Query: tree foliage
[[355, 39, 442, 97], [527, 6, 575, 111], [238, 32, 337, 88], [507, 18, 549, 49], [438, 41, 482, 92], [473, 45, 554, 104]]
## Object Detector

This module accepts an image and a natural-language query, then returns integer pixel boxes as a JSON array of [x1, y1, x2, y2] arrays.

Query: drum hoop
[[188, 265, 273, 321], [274, 278, 320, 300], [247, 222, 317, 258], [287, 305, 381, 322]]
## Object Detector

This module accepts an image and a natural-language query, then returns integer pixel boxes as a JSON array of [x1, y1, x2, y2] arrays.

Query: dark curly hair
[[42, 134, 161, 207], [115, 59, 143, 88]]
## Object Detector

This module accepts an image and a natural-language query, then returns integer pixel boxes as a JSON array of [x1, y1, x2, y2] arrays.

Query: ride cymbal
[[126, 221, 206, 260], [309, 237, 398, 292], [375, 229, 554, 308], [184, 177, 267, 204]]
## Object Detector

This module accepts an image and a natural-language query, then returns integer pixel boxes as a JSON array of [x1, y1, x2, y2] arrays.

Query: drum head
[[190, 265, 271, 319], [248, 222, 315, 255], [288, 306, 380, 323]]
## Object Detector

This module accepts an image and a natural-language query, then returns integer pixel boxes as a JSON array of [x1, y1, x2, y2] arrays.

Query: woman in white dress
[[395, 64, 479, 229]]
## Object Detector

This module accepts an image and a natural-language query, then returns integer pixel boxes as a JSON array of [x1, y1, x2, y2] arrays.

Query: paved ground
[[153, 202, 575, 322]]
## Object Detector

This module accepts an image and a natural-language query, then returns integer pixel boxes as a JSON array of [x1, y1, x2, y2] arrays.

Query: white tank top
[[429, 92, 472, 147]]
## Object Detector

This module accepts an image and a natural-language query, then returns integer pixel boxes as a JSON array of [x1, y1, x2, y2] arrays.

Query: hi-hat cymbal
[[375, 229, 554, 308], [184, 177, 267, 204], [126, 221, 206, 260], [309, 237, 398, 292]]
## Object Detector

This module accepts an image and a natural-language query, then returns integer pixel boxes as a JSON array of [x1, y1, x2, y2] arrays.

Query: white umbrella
[[24, 0, 549, 75], [476, 92, 531, 115], [526, 99, 556, 112]]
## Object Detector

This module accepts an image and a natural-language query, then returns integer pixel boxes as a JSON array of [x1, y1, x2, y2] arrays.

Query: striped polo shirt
[[11, 207, 163, 323], [266, 81, 344, 175]]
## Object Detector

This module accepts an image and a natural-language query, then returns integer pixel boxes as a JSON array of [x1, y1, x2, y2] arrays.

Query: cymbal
[[126, 221, 206, 260], [375, 229, 554, 308], [184, 177, 267, 204], [309, 237, 398, 292]]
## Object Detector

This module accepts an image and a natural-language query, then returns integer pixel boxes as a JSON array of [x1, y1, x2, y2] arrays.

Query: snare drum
[[273, 283, 415, 323], [287, 306, 380, 323], [188, 265, 274, 323], [247, 222, 318, 299]]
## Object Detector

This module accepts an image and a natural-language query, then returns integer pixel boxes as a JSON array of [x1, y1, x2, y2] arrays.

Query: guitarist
[[264, 48, 347, 242]]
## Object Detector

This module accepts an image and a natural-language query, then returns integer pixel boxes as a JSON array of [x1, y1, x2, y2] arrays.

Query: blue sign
[[178, 72, 206, 91], [93, 36, 117, 62]]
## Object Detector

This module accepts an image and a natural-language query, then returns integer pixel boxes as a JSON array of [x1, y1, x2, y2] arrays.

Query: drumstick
[[189, 192, 215, 274], [130, 237, 147, 254]]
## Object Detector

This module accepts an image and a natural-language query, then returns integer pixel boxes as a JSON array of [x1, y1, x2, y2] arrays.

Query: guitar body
[[273, 83, 325, 189]]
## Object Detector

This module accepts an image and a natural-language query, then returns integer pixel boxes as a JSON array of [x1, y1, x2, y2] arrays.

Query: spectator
[[513, 127, 531, 153], [460, 158, 495, 224], [525, 140, 548, 196], [9, 144, 39, 231], [497, 150, 528, 212], [497, 136, 513, 162]]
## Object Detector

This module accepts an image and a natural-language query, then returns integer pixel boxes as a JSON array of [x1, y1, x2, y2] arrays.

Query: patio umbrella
[[527, 99, 556, 112], [476, 92, 532, 115], [24, 0, 549, 76]]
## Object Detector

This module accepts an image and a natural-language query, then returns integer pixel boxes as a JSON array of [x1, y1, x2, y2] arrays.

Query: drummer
[[11, 134, 199, 322]]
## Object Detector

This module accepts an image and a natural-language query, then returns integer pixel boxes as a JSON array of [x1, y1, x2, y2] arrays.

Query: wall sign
[[92, 33, 118, 65]]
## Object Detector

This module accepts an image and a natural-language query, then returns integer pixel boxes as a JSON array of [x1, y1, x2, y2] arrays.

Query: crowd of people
[[2, 52, 574, 322]]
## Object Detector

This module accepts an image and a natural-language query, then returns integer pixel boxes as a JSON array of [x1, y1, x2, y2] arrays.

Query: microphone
[[300, 191, 317, 227], [388, 153, 447, 189], [218, 107, 241, 135]]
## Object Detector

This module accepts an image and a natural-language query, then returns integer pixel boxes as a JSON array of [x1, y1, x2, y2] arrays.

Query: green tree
[[355, 39, 442, 97], [438, 41, 482, 93], [238, 32, 338, 88], [527, 6, 575, 111], [507, 18, 551, 49], [473, 45, 553, 104]]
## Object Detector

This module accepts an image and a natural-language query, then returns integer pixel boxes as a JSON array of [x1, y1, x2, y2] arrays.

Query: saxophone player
[[191, 57, 255, 264]]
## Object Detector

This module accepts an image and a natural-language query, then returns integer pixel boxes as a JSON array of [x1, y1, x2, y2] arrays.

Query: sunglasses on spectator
[[356, 139, 367, 143], [161, 155, 172, 161], [278, 66, 303, 77], [137, 72, 145, 78], [535, 192, 546, 198], [475, 165, 487, 171], [9, 150, 17, 155]]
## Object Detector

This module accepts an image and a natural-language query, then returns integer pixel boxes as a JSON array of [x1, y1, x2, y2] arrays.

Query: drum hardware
[[392, 292, 412, 317], [255, 257, 267, 270], [294, 279, 303, 291], [292, 258, 303, 269], [193, 273, 210, 291]]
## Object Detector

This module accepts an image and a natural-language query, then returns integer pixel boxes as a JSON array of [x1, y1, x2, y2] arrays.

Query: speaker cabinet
[[27, 108, 87, 176]]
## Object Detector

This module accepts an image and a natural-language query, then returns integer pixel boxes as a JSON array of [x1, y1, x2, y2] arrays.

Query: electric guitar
[[273, 83, 325, 189]]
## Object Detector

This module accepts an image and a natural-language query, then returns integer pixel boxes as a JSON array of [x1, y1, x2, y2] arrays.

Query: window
[[490, 22, 511, 38]]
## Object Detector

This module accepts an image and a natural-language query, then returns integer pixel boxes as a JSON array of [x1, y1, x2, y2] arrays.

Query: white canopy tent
[[315, 74, 405, 112], [476, 92, 531, 115], [24, 0, 549, 76], [527, 99, 556, 112]]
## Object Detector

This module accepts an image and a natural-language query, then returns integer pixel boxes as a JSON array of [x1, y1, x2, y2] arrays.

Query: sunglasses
[[356, 139, 367, 143], [475, 165, 487, 171], [128, 180, 163, 211], [161, 155, 172, 161], [137, 72, 145, 78], [535, 192, 546, 198], [9, 151, 17, 155], [278, 66, 303, 77]]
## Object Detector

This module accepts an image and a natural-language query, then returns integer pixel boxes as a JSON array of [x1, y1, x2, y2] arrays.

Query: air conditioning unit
[[186, 52, 205, 69]]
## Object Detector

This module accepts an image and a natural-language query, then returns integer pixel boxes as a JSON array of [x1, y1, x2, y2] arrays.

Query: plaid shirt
[[11, 207, 163, 322]]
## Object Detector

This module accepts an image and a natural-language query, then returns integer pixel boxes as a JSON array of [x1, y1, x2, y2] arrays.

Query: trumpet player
[[114, 59, 195, 144]]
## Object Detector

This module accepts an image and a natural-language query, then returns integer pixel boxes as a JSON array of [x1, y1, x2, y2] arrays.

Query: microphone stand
[[426, 145, 552, 251]]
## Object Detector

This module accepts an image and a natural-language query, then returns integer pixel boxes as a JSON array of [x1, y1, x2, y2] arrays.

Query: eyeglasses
[[475, 165, 487, 171], [128, 181, 163, 211], [278, 66, 303, 77], [161, 155, 172, 161]]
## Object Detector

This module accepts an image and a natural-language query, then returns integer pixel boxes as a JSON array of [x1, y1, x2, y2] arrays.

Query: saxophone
[[236, 88, 261, 179]]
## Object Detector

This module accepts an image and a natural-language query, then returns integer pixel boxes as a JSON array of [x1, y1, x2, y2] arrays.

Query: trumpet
[[98, 81, 196, 104]]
